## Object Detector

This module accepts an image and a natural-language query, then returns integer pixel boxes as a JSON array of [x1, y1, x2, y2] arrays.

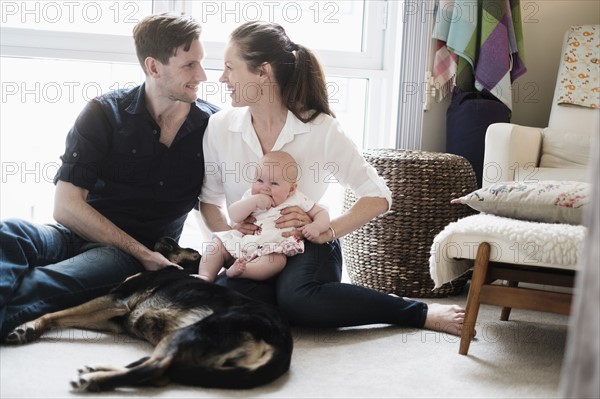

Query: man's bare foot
[[424, 303, 471, 337], [226, 259, 247, 278]]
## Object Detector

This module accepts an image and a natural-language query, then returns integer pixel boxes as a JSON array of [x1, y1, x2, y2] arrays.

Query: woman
[[198, 150, 330, 281], [200, 21, 465, 335]]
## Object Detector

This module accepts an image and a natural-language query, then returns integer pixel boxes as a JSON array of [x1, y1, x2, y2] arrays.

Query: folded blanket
[[432, 0, 527, 109], [429, 214, 586, 289], [556, 25, 600, 109]]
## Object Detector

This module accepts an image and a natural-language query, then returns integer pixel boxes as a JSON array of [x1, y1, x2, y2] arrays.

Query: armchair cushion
[[451, 180, 590, 225], [482, 123, 543, 186], [540, 128, 593, 169]]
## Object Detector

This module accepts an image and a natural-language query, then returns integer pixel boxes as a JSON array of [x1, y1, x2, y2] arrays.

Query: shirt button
[[197, 153, 201, 157], [72, 152, 78, 157], [159, 181, 164, 186], [132, 149, 137, 154], [153, 130, 158, 135]]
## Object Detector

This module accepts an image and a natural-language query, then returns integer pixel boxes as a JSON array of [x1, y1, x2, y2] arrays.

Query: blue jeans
[[216, 240, 428, 329], [0, 219, 144, 338]]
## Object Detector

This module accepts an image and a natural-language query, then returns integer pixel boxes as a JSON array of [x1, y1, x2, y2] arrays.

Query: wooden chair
[[460, 241, 576, 355], [430, 25, 597, 355]]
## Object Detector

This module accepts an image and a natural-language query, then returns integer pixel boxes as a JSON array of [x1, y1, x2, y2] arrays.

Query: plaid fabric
[[433, 39, 459, 100], [432, 0, 527, 109]]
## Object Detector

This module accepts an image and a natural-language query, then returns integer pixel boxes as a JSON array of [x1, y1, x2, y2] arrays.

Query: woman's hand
[[300, 224, 335, 244], [276, 206, 313, 238], [232, 215, 259, 235]]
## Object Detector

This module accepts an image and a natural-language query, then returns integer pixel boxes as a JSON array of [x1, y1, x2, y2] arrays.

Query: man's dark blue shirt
[[54, 84, 220, 248]]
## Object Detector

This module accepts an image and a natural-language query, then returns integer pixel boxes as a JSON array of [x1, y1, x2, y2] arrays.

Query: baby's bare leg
[[227, 253, 287, 280], [198, 237, 232, 282], [226, 258, 248, 278]]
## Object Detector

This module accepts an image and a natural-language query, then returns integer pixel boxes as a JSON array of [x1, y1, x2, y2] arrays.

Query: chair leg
[[500, 281, 519, 321], [459, 242, 491, 355]]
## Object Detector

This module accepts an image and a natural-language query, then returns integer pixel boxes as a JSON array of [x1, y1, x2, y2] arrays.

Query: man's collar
[[125, 83, 147, 115]]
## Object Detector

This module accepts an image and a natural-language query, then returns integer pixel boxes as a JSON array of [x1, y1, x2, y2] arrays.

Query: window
[[0, 57, 144, 222], [1, 0, 400, 229], [192, 1, 366, 53], [1, 1, 153, 35]]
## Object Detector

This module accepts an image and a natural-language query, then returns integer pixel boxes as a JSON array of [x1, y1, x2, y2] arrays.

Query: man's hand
[[54, 181, 183, 270], [139, 251, 182, 271]]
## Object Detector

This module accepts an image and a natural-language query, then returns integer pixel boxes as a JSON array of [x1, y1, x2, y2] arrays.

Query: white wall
[[421, 0, 600, 152]]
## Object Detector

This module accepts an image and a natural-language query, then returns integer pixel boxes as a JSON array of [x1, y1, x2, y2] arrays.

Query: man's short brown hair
[[133, 13, 202, 74]]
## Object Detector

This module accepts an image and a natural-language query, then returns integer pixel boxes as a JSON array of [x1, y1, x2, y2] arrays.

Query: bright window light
[[192, 0, 365, 53], [0, 1, 153, 35]]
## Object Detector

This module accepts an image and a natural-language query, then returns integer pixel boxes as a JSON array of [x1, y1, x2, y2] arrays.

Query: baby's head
[[252, 151, 299, 206]]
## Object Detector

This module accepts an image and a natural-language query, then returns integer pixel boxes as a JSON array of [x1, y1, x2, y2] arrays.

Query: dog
[[4, 237, 293, 391]]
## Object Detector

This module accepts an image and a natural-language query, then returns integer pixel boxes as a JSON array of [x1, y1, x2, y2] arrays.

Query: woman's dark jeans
[[216, 240, 428, 329]]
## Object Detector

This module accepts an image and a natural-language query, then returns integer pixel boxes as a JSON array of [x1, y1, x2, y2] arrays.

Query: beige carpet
[[0, 285, 569, 399]]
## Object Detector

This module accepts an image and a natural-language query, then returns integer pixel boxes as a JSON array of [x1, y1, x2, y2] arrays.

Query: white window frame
[[1, 0, 402, 149]]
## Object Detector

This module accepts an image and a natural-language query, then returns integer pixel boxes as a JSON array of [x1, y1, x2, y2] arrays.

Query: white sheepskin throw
[[429, 214, 587, 289]]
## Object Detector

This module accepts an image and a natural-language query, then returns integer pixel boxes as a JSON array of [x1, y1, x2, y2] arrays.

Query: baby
[[198, 150, 330, 281]]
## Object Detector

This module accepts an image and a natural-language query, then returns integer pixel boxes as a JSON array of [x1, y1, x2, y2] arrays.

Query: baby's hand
[[255, 193, 274, 210], [301, 224, 321, 241]]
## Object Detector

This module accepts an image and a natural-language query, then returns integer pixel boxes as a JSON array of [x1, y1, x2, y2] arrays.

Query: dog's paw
[[4, 322, 38, 345], [71, 371, 105, 392], [77, 365, 96, 375], [77, 365, 117, 374], [70, 374, 96, 392]]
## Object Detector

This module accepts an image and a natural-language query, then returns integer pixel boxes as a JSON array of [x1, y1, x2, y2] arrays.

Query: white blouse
[[200, 107, 392, 211]]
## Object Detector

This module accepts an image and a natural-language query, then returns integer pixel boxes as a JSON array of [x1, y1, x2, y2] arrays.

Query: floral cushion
[[451, 180, 590, 225]]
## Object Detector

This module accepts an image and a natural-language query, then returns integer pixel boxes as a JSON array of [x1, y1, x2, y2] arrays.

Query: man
[[0, 13, 219, 339]]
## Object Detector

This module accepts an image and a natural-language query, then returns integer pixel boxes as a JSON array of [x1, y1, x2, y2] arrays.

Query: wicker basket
[[342, 149, 477, 298]]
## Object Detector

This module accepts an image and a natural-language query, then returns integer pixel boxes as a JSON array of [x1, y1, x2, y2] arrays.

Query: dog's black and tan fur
[[5, 237, 293, 391]]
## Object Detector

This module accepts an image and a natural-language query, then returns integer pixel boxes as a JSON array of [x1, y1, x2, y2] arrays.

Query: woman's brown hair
[[230, 21, 334, 123]]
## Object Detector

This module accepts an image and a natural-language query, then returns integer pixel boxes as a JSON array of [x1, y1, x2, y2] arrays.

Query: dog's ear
[[154, 236, 180, 256], [154, 237, 200, 271]]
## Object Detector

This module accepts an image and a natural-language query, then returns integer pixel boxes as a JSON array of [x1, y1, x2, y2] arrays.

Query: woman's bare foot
[[226, 259, 247, 278], [424, 303, 470, 337]]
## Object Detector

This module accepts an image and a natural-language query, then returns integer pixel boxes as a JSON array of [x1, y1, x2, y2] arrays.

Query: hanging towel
[[432, 0, 527, 109], [432, 0, 460, 100], [433, 39, 459, 100], [556, 25, 600, 109]]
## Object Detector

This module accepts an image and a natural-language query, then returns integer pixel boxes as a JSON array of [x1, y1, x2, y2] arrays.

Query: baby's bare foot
[[424, 303, 470, 337], [226, 259, 247, 278], [190, 274, 212, 282]]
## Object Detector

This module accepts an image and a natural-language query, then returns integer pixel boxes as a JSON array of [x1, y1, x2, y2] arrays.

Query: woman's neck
[[250, 101, 289, 154]]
